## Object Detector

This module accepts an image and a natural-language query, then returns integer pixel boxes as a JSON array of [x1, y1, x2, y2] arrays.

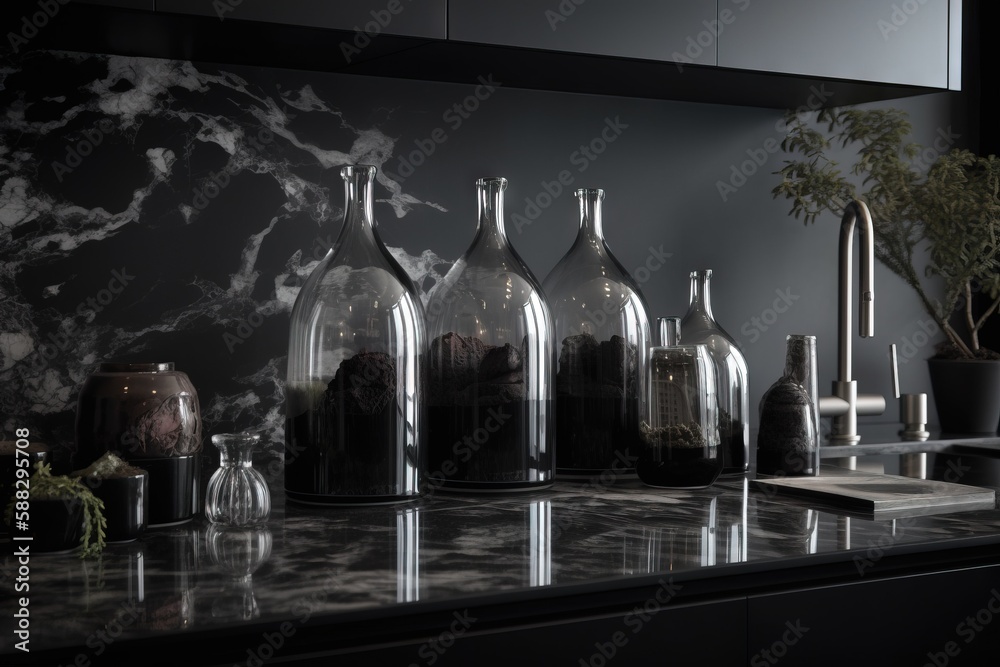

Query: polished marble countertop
[[3, 471, 1000, 662]]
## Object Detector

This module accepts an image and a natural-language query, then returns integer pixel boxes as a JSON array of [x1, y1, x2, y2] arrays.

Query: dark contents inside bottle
[[428, 332, 550, 486], [286, 350, 409, 500], [719, 409, 749, 475], [556, 333, 639, 474], [637, 422, 721, 488]]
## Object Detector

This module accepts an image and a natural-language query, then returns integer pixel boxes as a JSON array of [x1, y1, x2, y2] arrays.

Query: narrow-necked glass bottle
[[757, 335, 820, 476], [285, 165, 425, 504], [681, 270, 749, 475], [425, 177, 553, 491], [543, 188, 650, 477]]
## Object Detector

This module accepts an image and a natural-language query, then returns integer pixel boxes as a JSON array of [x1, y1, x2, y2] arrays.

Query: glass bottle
[[756, 335, 820, 476], [285, 165, 425, 504], [658, 317, 681, 346], [425, 177, 553, 491], [681, 270, 749, 475], [205, 433, 270, 526], [638, 344, 722, 488], [542, 188, 651, 478]]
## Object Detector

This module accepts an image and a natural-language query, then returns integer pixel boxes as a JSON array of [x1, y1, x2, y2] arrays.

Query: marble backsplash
[[0, 50, 453, 472]]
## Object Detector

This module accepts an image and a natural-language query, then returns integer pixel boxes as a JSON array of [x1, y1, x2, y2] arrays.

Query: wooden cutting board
[[751, 467, 997, 519]]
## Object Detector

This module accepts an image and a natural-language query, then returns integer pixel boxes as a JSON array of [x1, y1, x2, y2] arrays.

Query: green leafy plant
[[5, 461, 106, 558], [773, 107, 1000, 359]]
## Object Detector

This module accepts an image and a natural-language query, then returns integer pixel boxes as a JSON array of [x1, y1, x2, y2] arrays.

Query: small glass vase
[[425, 177, 554, 491], [542, 188, 651, 477], [638, 344, 722, 488], [205, 433, 270, 527], [681, 270, 750, 475], [757, 335, 820, 476]]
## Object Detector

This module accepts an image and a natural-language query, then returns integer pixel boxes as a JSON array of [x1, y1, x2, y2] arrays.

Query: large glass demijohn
[[542, 188, 651, 477], [285, 165, 425, 504], [425, 177, 554, 491]]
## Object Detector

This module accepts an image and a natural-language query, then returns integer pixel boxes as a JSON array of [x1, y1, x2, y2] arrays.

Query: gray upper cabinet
[[156, 0, 447, 39], [717, 0, 953, 88], [448, 0, 718, 66]]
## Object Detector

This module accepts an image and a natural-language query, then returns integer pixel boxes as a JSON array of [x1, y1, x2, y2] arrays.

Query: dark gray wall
[[0, 50, 960, 473]]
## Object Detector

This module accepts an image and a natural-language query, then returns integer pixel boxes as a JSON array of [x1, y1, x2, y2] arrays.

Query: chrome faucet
[[818, 200, 885, 443]]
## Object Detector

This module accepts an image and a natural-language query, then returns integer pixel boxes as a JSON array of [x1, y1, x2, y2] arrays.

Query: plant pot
[[86, 471, 148, 542], [30, 498, 85, 554], [928, 358, 1000, 434]]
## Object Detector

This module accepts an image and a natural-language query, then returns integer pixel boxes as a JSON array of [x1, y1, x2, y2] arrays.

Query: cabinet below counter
[[3, 473, 1000, 665]]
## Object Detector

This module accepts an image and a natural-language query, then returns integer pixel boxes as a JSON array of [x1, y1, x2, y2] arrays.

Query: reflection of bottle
[[681, 270, 749, 475], [206, 525, 273, 621], [622, 497, 718, 573], [285, 165, 425, 504], [543, 189, 650, 477], [527, 500, 552, 587], [715, 479, 748, 564], [639, 345, 722, 488], [396, 508, 419, 603], [425, 177, 554, 491]]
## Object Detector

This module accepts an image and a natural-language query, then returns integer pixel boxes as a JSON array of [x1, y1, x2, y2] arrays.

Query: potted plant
[[773, 107, 1000, 433], [74, 452, 148, 543], [4, 461, 107, 556]]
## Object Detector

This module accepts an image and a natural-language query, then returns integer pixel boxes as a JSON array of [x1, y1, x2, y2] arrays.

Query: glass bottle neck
[[784, 335, 817, 386], [340, 165, 378, 242], [576, 188, 605, 243], [475, 177, 508, 247], [688, 270, 715, 319]]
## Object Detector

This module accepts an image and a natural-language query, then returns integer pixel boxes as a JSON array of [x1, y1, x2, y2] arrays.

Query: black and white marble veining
[[0, 50, 451, 471], [2, 479, 999, 655]]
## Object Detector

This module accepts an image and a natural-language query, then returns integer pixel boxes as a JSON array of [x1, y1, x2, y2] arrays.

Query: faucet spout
[[823, 198, 884, 446], [838, 199, 875, 383]]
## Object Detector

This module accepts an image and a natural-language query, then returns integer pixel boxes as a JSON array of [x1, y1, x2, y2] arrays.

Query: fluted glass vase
[[205, 433, 270, 527]]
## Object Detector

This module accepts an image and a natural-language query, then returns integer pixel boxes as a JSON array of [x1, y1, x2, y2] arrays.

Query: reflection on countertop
[[3, 475, 1000, 656]]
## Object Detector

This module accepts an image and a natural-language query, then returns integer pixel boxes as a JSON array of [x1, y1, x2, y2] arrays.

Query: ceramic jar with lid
[[75, 362, 202, 525]]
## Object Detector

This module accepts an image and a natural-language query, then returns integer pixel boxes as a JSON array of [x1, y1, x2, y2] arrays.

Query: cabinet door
[[449, 0, 717, 65], [717, 0, 951, 87], [157, 0, 447, 39], [748, 564, 1000, 665]]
